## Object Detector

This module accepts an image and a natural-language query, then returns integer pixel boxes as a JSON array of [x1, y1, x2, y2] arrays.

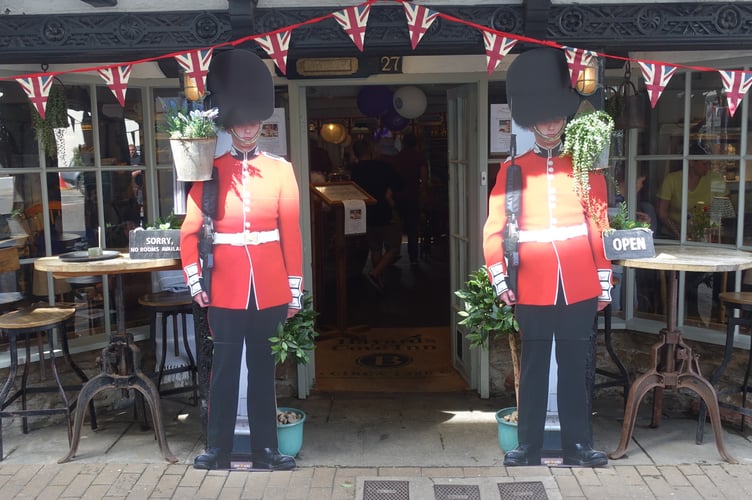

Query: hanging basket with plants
[[160, 100, 219, 182], [31, 82, 70, 160]]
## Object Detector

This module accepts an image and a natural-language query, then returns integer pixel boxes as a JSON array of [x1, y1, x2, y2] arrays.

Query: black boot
[[503, 444, 541, 466], [193, 447, 231, 470], [251, 448, 296, 470], [563, 443, 608, 467]]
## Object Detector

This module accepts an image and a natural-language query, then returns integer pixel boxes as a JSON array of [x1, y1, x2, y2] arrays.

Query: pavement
[[0, 390, 751, 499]]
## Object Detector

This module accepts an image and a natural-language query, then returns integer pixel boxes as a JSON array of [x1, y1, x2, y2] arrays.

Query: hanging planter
[[159, 101, 219, 182], [31, 83, 69, 160], [169, 137, 217, 182]]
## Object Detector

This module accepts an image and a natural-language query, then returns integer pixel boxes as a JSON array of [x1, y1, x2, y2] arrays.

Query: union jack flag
[[563, 47, 596, 89], [256, 29, 293, 75], [16, 75, 54, 119], [333, 5, 371, 52], [637, 61, 677, 108], [403, 3, 439, 50], [719, 70, 752, 118], [97, 65, 132, 107], [174, 49, 213, 97], [483, 32, 516, 76]]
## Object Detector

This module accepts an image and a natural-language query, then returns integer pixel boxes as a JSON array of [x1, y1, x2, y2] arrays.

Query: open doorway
[[306, 84, 463, 392]]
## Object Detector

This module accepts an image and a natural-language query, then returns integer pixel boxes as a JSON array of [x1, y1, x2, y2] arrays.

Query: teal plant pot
[[277, 407, 306, 457], [495, 407, 518, 453]]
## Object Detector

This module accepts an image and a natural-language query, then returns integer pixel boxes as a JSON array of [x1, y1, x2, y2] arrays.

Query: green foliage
[[147, 211, 184, 230], [608, 201, 650, 230], [269, 292, 319, 365], [454, 266, 518, 349], [31, 84, 69, 159], [159, 100, 218, 139]]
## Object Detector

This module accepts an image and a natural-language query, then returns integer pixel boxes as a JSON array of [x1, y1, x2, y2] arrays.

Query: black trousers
[[515, 292, 597, 452], [206, 299, 287, 453]]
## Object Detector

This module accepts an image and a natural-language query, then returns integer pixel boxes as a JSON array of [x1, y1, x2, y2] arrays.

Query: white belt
[[213, 229, 280, 246], [517, 223, 588, 243]]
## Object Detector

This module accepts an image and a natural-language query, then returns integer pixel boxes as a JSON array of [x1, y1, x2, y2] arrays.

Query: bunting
[[718, 70, 752, 118], [563, 47, 596, 89], [174, 49, 213, 97], [97, 65, 132, 107], [4, 0, 752, 117], [403, 3, 439, 50], [638, 61, 678, 109], [256, 30, 293, 75], [333, 5, 371, 52], [483, 32, 516, 76], [16, 75, 54, 119]]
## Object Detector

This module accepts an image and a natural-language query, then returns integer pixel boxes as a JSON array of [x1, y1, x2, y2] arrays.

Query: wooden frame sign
[[311, 181, 376, 206]]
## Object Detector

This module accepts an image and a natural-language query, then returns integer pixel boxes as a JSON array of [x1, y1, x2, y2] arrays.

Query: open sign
[[602, 229, 655, 260]]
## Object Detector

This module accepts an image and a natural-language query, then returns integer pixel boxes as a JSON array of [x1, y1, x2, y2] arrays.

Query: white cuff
[[488, 263, 509, 297], [288, 276, 303, 309], [184, 263, 203, 297], [598, 269, 612, 302]]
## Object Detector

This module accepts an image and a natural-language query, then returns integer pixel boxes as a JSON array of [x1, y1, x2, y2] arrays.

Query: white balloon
[[393, 86, 427, 119]]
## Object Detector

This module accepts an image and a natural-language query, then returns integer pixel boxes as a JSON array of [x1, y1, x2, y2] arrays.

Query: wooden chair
[[0, 305, 97, 460]]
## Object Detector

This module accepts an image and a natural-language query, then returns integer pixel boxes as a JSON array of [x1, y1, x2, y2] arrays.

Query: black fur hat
[[505, 47, 581, 128], [206, 49, 274, 128]]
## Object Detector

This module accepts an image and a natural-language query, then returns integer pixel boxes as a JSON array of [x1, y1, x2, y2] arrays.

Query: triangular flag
[[563, 47, 596, 88], [637, 61, 678, 108], [719, 69, 752, 118], [483, 32, 516, 76], [403, 3, 439, 50], [333, 5, 371, 52], [256, 30, 293, 75], [174, 49, 213, 97], [97, 65, 132, 107], [16, 75, 54, 119]]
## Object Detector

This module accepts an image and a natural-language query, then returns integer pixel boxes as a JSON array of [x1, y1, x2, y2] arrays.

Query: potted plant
[[159, 99, 218, 182], [454, 266, 520, 451], [269, 291, 318, 457]]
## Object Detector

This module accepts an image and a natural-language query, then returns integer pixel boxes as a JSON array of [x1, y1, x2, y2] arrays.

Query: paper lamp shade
[[320, 123, 348, 144], [382, 108, 409, 131], [357, 86, 393, 117], [393, 86, 427, 119]]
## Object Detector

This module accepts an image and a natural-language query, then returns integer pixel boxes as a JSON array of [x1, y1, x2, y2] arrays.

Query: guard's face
[[230, 122, 262, 149], [532, 118, 566, 148]]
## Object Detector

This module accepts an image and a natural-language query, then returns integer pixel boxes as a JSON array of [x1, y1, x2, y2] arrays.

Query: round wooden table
[[610, 245, 752, 464], [35, 252, 181, 464]]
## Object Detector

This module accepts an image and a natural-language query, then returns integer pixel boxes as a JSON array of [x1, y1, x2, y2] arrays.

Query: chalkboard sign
[[603, 229, 655, 260], [129, 229, 181, 259]]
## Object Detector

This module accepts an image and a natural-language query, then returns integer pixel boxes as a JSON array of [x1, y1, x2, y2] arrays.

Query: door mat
[[357, 478, 551, 500], [314, 327, 468, 393]]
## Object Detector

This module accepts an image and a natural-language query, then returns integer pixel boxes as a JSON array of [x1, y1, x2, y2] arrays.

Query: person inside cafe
[[482, 47, 612, 467], [656, 143, 727, 240], [656, 143, 729, 323], [180, 48, 303, 471]]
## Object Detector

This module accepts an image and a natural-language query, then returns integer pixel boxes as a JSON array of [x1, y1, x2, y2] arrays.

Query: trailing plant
[[269, 292, 318, 365], [562, 110, 615, 232], [31, 83, 69, 159]]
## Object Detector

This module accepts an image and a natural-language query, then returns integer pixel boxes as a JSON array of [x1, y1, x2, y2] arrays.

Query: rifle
[[198, 167, 219, 299], [503, 135, 522, 295]]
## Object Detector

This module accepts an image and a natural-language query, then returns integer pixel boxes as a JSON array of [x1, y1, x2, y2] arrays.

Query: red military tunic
[[181, 149, 303, 310], [483, 146, 612, 305]]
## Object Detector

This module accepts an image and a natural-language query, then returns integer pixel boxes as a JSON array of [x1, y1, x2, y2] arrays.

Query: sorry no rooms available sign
[[129, 229, 181, 259], [602, 229, 655, 260]]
